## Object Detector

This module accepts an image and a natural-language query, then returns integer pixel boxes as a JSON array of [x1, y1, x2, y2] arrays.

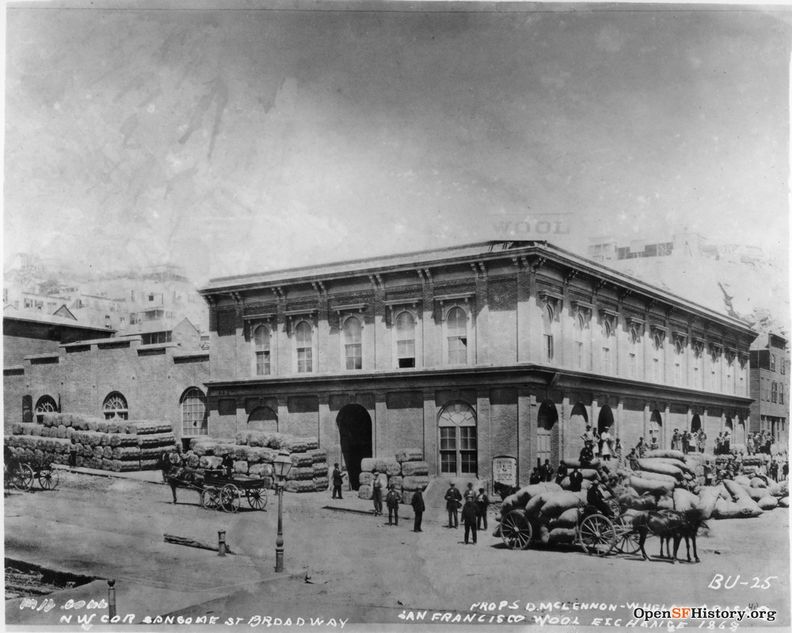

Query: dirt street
[[4, 472, 790, 629]]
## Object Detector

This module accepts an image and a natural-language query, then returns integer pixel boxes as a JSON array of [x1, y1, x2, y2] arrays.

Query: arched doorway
[[649, 409, 663, 448], [597, 405, 614, 435], [336, 404, 372, 490], [691, 414, 702, 433], [438, 401, 477, 476], [248, 406, 278, 433], [537, 401, 559, 467], [569, 402, 589, 456], [35, 395, 58, 423]]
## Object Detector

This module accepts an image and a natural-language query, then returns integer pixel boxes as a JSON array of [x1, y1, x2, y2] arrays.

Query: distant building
[[749, 332, 790, 446]]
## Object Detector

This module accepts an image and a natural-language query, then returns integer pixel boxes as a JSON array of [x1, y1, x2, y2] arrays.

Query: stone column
[[423, 390, 437, 475], [318, 394, 337, 461], [517, 388, 533, 486], [476, 389, 491, 480]]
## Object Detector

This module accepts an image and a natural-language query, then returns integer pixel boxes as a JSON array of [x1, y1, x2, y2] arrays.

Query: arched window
[[573, 312, 587, 369], [295, 321, 313, 373], [649, 409, 663, 446], [395, 311, 416, 368], [343, 316, 362, 370], [181, 387, 207, 436], [438, 402, 477, 475], [253, 324, 271, 376], [103, 392, 128, 420], [247, 405, 278, 433], [446, 307, 468, 365], [35, 395, 58, 423]]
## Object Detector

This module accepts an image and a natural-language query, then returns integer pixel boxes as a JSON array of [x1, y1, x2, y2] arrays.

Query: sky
[[4, 2, 790, 286]]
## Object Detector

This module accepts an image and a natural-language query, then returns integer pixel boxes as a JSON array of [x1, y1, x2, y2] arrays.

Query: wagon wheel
[[220, 484, 241, 513], [200, 488, 220, 510], [614, 516, 641, 555], [579, 513, 617, 556], [38, 467, 59, 491], [246, 487, 268, 510], [12, 463, 34, 491], [500, 510, 533, 550]]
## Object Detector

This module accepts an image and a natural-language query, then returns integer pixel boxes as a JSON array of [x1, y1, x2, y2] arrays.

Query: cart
[[167, 468, 269, 513], [3, 455, 59, 492]]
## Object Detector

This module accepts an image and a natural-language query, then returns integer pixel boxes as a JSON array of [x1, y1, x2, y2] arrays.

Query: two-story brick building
[[200, 241, 756, 488]]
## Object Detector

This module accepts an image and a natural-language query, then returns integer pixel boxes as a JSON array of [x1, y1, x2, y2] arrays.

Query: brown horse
[[631, 508, 706, 564]]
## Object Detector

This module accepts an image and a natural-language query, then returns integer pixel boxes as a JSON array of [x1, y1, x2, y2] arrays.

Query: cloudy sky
[[4, 2, 790, 284]]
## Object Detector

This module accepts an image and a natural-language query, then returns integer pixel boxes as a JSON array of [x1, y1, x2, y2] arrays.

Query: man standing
[[568, 467, 584, 492], [372, 469, 386, 516], [444, 482, 462, 528], [411, 489, 425, 532], [386, 484, 401, 525], [464, 481, 477, 503], [331, 463, 345, 499], [600, 428, 612, 462], [475, 487, 489, 531], [579, 441, 594, 468], [462, 499, 478, 544], [540, 459, 554, 481]]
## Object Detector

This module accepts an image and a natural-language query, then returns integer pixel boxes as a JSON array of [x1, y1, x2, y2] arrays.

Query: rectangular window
[[771, 382, 778, 403], [780, 385, 785, 405], [782, 360, 786, 376], [256, 351, 271, 376], [448, 336, 468, 365], [460, 427, 477, 474], [397, 340, 415, 368], [439, 427, 456, 474], [297, 347, 313, 373], [345, 343, 362, 370], [770, 354, 776, 371], [545, 335, 554, 362]]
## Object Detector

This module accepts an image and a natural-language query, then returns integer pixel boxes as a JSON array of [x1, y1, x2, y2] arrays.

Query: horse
[[631, 508, 706, 564]]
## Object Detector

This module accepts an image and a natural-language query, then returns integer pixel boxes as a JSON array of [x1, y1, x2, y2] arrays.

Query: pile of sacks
[[497, 482, 588, 545], [617, 449, 788, 520], [5, 413, 176, 472], [557, 457, 603, 490], [357, 448, 429, 504], [189, 432, 328, 493]]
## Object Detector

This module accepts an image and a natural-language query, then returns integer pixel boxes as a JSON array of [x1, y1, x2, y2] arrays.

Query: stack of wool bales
[[357, 449, 429, 502], [5, 413, 177, 472], [188, 432, 324, 492], [5, 434, 72, 466], [496, 482, 586, 544]]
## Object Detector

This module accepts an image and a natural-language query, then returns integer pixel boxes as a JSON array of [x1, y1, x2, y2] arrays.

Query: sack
[[630, 476, 674, 496]]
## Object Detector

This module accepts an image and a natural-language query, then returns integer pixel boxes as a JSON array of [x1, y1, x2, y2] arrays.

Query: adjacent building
[[200, 241, 757, 488], [750, 332, 789, 446]]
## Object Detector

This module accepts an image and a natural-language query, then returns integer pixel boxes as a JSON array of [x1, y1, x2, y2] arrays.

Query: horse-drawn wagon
[[3, 448, 59, 492], [166, 467, 270, 513]]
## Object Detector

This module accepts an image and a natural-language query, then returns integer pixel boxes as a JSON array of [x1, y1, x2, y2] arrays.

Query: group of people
[[577, 425, 620, 463], [444, 482, 490, 544], [746, 431, 776, 456], [671, 428, 705, 454]]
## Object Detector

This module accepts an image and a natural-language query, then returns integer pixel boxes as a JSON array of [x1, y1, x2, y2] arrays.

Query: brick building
[[750, 332, 789, 446], [200, 241, 756, 488], [4, 315, 209, 442]]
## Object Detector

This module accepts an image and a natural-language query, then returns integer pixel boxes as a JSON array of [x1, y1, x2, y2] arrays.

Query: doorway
[[336, 404, 373, 490]]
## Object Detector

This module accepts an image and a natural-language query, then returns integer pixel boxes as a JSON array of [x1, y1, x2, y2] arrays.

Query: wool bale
[[232, 460, 248, 474], [395, 448, 423, 463], [698, 485, 723, 519], [657, 496, 675, 510], [723, 479, 751, 503], [302, 437, 320, 451], [251, 447, 278, 464], [634, 470, 678, 485], [309, 448, 328, 463], [651, 457, 696, 476], [537, 491, 587, 521], [245, 431, 268, 447], [40, 427, 51, 437], [112, 446, 141, 460], [232, 445, 247, 460], [290, 452, 314, 467], [644, 449, 686, 461], [102, 446, 113, 459], [746, 487, 766, 501], [734, 475, 752, 487], [758, 496, 778, 510], [284, 437, 310, 453], [401, 475, 430, 491], [285, 480, 316, 493], [40, 412, 60, 428], [214, 443, 236, 457], [400, 461, 429, 477], [382, 460, 401, 477], [10, 423, 23, 435], [580, 468, 600, 480], [313, 477, 329, 491], [501, 482, 563, 515], [548, 527, 577, 545], [549, 507, 580, 529], [630, 476, 674, 496], [287, 466, 315, 481], [203, 456, 224, 469], [235, 432, 247, 445], [623, 494, 657, 511], [537, 525, 550, 545], [637, 459, 684, 479], [673, 488, 700, 512], [249, 463, 273, 477], [389, 475, 403, 489], [313, 463, 329, 477], [358, 472, 374, 486], [132, 421, 172, 435], [360, 458, 376, 473], [749, 477, 768, 489], [778, 497, 789, 508], [358, 484, 373, 500]]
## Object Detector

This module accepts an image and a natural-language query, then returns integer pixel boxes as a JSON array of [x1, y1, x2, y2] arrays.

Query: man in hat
[[444, 482, 462, 528], [411, 489, 426, 532], [331, 463, 345, 499], [386, 484, 401, 525]]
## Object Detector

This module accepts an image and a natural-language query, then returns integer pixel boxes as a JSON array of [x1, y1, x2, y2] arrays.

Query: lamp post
[[273, 449, 292, 573]]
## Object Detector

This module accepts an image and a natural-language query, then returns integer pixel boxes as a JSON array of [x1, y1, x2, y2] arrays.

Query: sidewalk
[[53, 463, 165, 484]]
